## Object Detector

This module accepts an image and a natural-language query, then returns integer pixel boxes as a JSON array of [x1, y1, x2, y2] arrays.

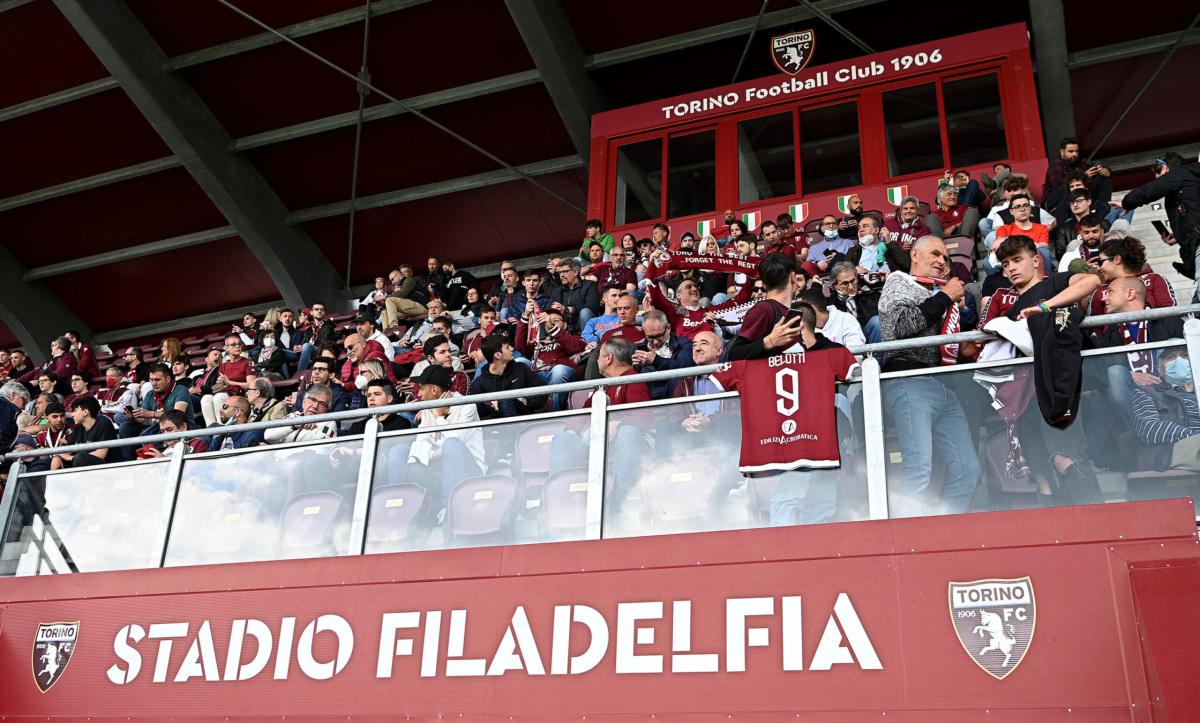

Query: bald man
[[1094, 274, 1186, 403], [208, 395, 265, 450]]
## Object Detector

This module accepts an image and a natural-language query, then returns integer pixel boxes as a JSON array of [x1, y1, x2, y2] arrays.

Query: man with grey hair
[[264, 383, 338, 444], [1, 379, 32, 455], [549, 257, 601, 333], [634, 309, 694, 398], [879, 234, 979, 517], [883, 195, 935, 269]]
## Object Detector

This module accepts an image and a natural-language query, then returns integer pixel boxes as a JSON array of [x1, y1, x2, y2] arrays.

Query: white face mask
[[354, 374, 369, 390], [823, 229, 838, 239], [262, 337, 275, 349], [859, 234, 876, 246]]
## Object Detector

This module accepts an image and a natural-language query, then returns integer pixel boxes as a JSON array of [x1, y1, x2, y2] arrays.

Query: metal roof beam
[[27, 155, 581, 280], [0, 157, 179, 214], [1067, 28, 1200, 69], [504, 0, 605, 162], [0, 0, 883, 209], [163, 0, 431, 71], [91, 300, 281, 346], [0, 247, 90, 362], [289, 155, 583, 223], [54, 0, 345, 311], [585, 0, 884, 69], [23, 226, 237, 281]]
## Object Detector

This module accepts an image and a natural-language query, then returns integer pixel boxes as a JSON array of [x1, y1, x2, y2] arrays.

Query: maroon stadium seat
[[513, 420, 566, 489], [639, 456, 723, 525], [365, 484, 427, 552], [445, 475, 520, 546], [539, 467, 588, 539], [277, 491, 345, 557]]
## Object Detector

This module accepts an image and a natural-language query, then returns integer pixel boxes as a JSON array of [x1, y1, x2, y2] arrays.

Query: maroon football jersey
[[716, 340, 857, 473]]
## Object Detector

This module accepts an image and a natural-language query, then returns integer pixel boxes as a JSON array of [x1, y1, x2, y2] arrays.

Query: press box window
[[738, 112, 796, 204], [667, 131, 716, 218], [614, 138, 662, 226], [943, 73, 1008, 167], [800, 101, 862, 194], [883, 83, 943, 176]]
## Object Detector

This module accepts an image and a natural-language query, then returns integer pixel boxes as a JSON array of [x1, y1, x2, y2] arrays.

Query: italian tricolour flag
[[788, 203, 809, 224], [742, 211, 761, 231], [836, 195, 854, 214], [696, 219, 715, 238], [886, 185, 909, 206]]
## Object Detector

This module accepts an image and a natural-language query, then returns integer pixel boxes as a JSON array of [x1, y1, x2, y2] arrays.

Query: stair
[[1112, 190, 1194, 303]]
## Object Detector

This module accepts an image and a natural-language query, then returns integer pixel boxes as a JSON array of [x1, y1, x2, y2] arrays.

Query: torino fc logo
[[771, 30, 816, 76], [948, 578, 1035, 679], [33, 621, 79, 693]]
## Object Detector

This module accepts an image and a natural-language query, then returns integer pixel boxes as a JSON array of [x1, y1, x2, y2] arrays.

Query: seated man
[[120, 363, 193, 447], [883, 196, 934, 258], [511, 268, 555, 320], [633, 309, 694, 399], [837, 194, 867, 240], [207, 395, 264, 451], [1089, 234, 1176, 316], [291, 357, 349, 413], [802, 288, 865, 349], [548, 258, 601, 333], [516, 306, 583, 410], [142, 408, 208, 457], [584, 291, 643, 379], [1056, 213, 1107, 271], [829, 261, 882, 344], [347, 379, 410, 434], [387, 365, 487, 507], [398, 299, 468, 352], [381, 266, 429, 330], [1127, 347, 1200, 473], [803, 216, 855, 276], [51, 397, 117, 469], [199, 336, 257, 427], [438, 259, 477, 311], [928, 183, 980, 239], [355, 312, 395, 362], [264, 383, 339, 444], [468, 334, 548, 419], [582, 285, 624, 344], [33, 402, 72, 459], [548, 337, 651, 520], [844, 215, 891, 274], [991, 193, 1052, 272]]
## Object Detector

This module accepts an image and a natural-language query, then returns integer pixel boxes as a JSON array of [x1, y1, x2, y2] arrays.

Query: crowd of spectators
[[1, 141, 1197, 544]]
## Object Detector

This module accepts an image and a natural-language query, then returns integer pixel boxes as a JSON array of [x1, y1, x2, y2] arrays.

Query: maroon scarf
[[646, 253, 760, 282], [914, 275, 960, 365]]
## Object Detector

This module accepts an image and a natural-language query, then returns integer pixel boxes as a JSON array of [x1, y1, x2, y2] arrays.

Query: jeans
[[709, 293, 731, 306], [549, 424, 648, 517], [280, 348, 301, 377], [578, 307, 597, 333], [882, 376, 980, 517], [296, 344, 318, 374], [769, 471, 838, 526], [386, 437, 482, 505], [864, 316, 881, 344], [536, 365, 577, 410]]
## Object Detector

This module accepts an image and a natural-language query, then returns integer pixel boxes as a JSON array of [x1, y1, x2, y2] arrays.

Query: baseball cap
[[413, 365, 452, 390]]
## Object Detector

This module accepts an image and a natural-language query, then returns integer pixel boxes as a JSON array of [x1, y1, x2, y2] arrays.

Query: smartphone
[[784, 305, 807, 324], [1152, 220, 1170, 237], [824, 247, 837, 257]]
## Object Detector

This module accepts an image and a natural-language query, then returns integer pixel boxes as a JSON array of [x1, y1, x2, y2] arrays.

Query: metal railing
[[1, 305, 1198, 576]]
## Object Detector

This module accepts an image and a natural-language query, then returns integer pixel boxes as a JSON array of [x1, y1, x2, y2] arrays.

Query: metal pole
[[344, 0, 373, 287], [0, 459, 23, 576], [860, 356, 889, 520], [797, 0, 873, 54], [349, 417, 381, 554], [731, 0, 770, 84], [152, 442, 188, 568], [584, 391, 607, 540], [1087, 12, 1200, 163], [1027, 0, 1076, 157]]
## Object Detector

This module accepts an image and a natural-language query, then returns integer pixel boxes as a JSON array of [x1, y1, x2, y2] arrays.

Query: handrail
[[4, 304, 1195, 462]]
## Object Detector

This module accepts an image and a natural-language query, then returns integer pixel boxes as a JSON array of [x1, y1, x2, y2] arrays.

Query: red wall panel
[[0, 0, 107, 108]]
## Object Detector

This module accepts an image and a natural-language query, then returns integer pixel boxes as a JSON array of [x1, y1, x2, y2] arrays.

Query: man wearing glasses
[[293, 358, 348, 413], [548, 258, 600, 333], [207, 396, 263, 451], [828, 261, 883, 344], [1087, 235, 1176, 317], [991, 193, 1051, 273], [265, 384, 338, 444]]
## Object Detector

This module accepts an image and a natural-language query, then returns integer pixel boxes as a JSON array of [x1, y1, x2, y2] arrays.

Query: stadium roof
[[1, 0, 1196, 358]]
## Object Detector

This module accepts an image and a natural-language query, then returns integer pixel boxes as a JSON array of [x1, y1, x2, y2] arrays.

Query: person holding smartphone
[[1120, 151, 1200, 282]]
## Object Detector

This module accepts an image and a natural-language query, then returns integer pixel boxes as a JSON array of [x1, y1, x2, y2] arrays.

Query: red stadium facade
[[1, 500, 1198, 720], [588, 25, 1046, 244]]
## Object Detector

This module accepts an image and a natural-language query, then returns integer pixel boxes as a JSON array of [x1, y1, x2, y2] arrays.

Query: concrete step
[[1111, 190, 1193, 303]]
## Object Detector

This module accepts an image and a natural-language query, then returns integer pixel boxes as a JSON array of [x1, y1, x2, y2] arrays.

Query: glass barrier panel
[[163, 438, 362, 567], [601, 386, 868, 538], [880, 343, 1200, 518], [369, 411, 592, 553], [1, 460, 173, 576]]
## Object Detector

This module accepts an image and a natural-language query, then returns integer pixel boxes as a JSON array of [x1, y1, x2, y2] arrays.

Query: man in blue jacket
[[633, 310, 694, 399]]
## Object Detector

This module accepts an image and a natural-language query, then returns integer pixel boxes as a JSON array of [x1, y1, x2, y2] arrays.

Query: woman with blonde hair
[[160, 337, 183, 364]]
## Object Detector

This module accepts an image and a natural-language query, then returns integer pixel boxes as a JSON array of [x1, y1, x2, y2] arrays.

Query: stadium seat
[[1125, 470, 1200, 514], [513, 420, 566, 489], [277, 491, 345, 557], [918, 201, 931, 216], [445, 474, 521, 546], [943, 235, 976, 283], [198, 496, 264, 558], [568, 389, 593, 410], [803, 218, 823, 234], [864, 209, 884, 225], [539, 467, 589, 539], [639, 456, 723, 526], [365, 484, 427, 552]]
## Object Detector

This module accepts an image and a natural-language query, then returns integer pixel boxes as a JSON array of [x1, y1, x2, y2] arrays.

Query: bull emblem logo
[[949, 577, 1034, 680], [32, 621, 80, 693], [770, 30, 815, 76]]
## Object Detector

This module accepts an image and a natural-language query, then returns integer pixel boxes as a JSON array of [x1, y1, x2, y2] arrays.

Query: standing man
[[1043, 136, 1111, 213], [879, 236, 980, 516]]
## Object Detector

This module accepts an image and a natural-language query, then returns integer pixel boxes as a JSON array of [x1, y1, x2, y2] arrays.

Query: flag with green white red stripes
[[836, 195, 854, 214], [696, 219, 714, 238], [788, 203, 808, 224], [742, 211, 761, 231], [886, 185, 909, 206]]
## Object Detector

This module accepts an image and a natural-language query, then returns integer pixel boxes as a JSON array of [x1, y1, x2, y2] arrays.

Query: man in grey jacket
[[879, 235, 980, 517]]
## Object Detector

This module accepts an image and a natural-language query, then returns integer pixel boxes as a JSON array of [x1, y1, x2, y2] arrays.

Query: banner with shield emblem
[[948, 577, 1035, 680]]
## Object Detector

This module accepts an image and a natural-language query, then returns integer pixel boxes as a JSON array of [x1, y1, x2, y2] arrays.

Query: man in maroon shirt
[[339, 333, 397, 392], [726, 252, 806, 360], [585, 247, 638, 292], [20, 336, 77, 396], [548, 337, 650, 522], [585, 293, 643, 379], [65, 330, 101, 382], [516, 306, 584, 410]]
